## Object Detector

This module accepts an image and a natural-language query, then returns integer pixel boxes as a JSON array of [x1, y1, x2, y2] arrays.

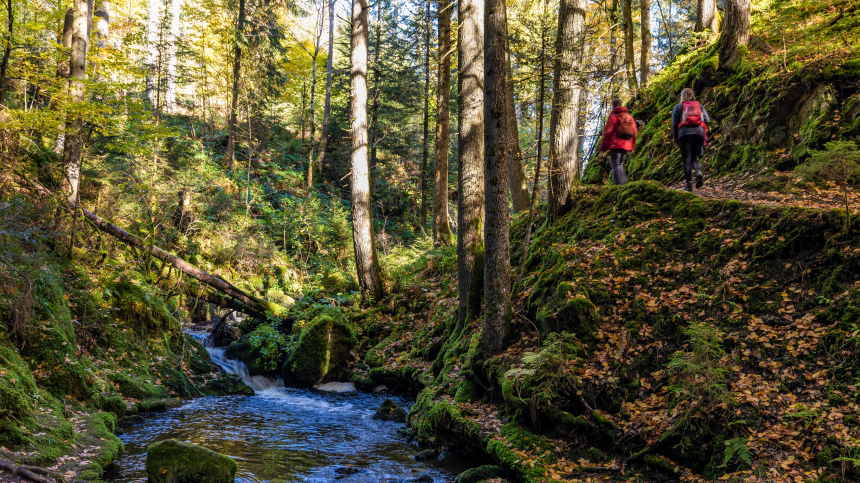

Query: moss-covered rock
[[201, 374, 255, 396], [372, 398, 408, 423], [146, 439, 238, 483], [282, 314, 356, 385], [223, 334, 269, 376], [454, 465, 501, 483]]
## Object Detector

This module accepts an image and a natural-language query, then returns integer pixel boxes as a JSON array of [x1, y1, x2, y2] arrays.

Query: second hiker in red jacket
[[598, 99, 638, 185]]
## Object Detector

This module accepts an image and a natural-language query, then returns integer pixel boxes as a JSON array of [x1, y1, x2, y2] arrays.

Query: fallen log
[[0, 457, 58, 483], [20, 175, 290, 317]]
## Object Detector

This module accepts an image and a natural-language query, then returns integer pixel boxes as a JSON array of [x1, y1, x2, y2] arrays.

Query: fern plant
[[722, 437, 752, 468]]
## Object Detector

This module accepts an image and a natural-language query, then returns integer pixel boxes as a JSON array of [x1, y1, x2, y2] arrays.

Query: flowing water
[[104, 333, 468, 482]]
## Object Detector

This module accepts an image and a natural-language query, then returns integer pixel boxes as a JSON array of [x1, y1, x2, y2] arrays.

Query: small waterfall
[[207, 347, 285, 393], [187, 330, 214, 348]]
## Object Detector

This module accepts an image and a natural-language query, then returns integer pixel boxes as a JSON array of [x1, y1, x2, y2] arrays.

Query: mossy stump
[[146, 439, 237, 483]]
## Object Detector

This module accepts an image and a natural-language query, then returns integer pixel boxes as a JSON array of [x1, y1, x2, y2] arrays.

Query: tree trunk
[[166, 0, 179, 113], [456, 0, 484, 329], [93, 1, 110, 49], [60, 0, 93, 204], [432, 0, 452, 247], [623, 0, 636, 92], [0, 0, 13, 107], [350, 0, 384, 301], [306, 5, 324, 189], [505, 40, 530, 213], [719, 0, 749, 70], [695, 0, 718, 32], [419, 0, 430, 227], [547, 0, 585, 217], [315, 0, 336, 179], [145, 0, 160, 108], [640, 0, 651, 87], [225, 0, 245, 170], [481, 0, 511, 356], [52, 7, 82, 154]]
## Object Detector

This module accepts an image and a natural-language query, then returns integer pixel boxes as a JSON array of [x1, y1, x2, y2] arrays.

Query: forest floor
[[668, 171, 860, 213]]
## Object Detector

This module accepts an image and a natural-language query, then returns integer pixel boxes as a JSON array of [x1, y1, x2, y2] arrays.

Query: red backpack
[[680, 101, 703, 127], [616, 111, 636, 140]]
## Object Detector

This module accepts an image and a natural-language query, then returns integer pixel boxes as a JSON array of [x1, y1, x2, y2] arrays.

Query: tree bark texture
[[369, 1, 381, 199], [145, 0, 160, 108], [504, 42, 529, 213], [166, 0, 180, 112], [93, 1, 110, 49], [60, 0, 93, 204], [696, 0, 718, 32], [481, 0, 512, 356], [432, 0, 452, 247], [0, 0, 13, 106], [315, 0, 336, 179], [305, 5, 323, 189], [640, 0, 651, 87], [548, 0, 585, 217], [225, 0, 245, 170], [52, 6, 89, 155], [457, 0, 484, 329], [623, 0, 636, 92], [350, 0, 384, 301], [719, 0, 749, 70], [419, 0, 431, 226], [22, 177, 289, 316]]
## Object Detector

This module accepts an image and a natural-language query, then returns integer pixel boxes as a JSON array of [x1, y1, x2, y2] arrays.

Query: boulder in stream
[[454, 465, 501, 483], [281, 314, 356, 385], [146, 439, 237, 483], [371, 398, 408, 423], [223, 333, 269, 376], [201, 373, 255, 396]]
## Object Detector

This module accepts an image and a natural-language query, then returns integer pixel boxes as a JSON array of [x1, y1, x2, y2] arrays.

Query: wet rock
[[372, 399, 408, 423], [118, 414, 145, 425], [409, 475, 434, 483], [212, 325, 244, 347], [413, 449, 437, 461], [372, 384, 389, 393], [454, 465, 501, 483], [281, 314, 356, 385], [335, 467, 360, 475], [314, 382, 356, 393], [202, 373, 255, 396], [146, 439, 237, 483]]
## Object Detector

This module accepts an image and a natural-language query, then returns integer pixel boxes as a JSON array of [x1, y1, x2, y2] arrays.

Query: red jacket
[[598, 106, 637, 152]]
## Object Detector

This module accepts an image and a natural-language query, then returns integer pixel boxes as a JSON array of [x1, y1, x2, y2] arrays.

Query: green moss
[[146, 439, 238, 483], [454, 465, 501, 483]]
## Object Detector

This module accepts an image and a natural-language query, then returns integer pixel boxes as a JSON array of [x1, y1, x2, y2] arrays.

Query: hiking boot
[[695, 169, 704, 189], [684, 182, 693, 192]]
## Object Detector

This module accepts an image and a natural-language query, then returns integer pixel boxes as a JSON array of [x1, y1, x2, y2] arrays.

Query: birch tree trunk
[[481, 0, 511, 356], [432, 0, 452, 246], [505, 41, 530, 214], [419, 0, 430, 226], [640, 0, 651, 87], [60, 0, 93, 204], [456, 0, 484, 329], [623, 0, 637, 92], [696, 0, 718, 33], [145, 0, 160, 108], [350, 0, 384, 301], [719, 0, 749, 70], [165, 0, 179, 112], [547, 0, 585, 217], [225, 0, 245, 170], [315, 0, 336, 179]]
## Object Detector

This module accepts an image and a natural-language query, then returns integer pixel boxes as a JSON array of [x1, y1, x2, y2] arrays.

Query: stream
[[104, 333, 468, 482]]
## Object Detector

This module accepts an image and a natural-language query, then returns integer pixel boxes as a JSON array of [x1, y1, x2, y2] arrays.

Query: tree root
[[0, 457, 62, 483]]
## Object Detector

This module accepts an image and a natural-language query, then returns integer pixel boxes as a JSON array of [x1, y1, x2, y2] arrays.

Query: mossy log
[[22, 176, 289, 317]]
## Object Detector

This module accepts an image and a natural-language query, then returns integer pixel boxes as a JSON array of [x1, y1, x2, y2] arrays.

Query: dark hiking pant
[[679, 135, 704, 185], [609, 149, 628, 185]]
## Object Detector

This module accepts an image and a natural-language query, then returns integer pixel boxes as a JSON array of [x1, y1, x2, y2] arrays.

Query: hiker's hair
[[680, 88, 696, 102], [611, 98, 623, 108]]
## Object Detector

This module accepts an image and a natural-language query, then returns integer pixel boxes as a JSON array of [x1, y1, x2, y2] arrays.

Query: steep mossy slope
[[354, 182, 860, 481], [585, 0, 860, 185]]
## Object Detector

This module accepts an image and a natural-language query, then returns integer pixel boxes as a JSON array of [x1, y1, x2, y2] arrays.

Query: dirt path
[[667, 172, 860, 213]]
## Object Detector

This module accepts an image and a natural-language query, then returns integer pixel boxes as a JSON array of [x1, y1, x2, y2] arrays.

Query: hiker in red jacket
[[672, 88, 710, 191], [598, 99, 638, 185]]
